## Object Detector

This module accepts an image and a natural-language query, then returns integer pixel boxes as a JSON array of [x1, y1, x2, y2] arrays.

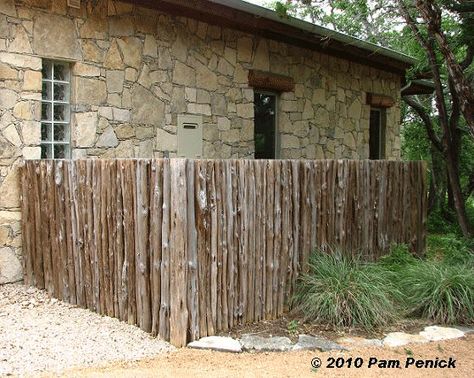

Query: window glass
[[254, 92, 277, 159], [369, 108, 386, 159], [41, 60, 70, 159]]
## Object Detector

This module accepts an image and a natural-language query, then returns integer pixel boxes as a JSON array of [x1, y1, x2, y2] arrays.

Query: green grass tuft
[[292, 250, 400, 331], [400, 261, 474, 324]]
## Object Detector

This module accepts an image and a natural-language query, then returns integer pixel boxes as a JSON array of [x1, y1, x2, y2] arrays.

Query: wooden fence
[[20, 159, 427, 347]]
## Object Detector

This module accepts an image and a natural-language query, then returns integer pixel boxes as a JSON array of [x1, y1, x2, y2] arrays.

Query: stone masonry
[[0, 0, 402, 283]]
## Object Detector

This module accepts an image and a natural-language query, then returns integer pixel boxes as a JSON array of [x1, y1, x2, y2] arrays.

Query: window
[[41, 61, 71, 159], [369, 108, 386, 159], [254, 91, 277, 159]]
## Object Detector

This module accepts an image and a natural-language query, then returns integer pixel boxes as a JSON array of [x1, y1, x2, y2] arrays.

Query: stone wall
[[0, 0, 402, 283]]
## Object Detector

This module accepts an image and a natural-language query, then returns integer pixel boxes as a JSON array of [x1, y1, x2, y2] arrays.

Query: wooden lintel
[[248, 70, 295, 92], [366, 93, 395, 108]]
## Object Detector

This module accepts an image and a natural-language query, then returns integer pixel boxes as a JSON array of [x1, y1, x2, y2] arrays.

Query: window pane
[[54, 104, 69, 121], [369, 109, 384, 160], [254, 92, 276, 159], [53, 124, 67, 141], [41, 123, 51, 142], [53, 64, 68, 81], [41, 144, 52, 159], [54, 144, 67, 159], [42, 62, 52, 80], [54, 83, 69, 102], [42, 82, 52, 100], [41, 102, 52, 121]]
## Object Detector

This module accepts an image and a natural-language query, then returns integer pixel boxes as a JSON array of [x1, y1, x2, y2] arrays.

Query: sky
[[243, 0, 270, 8]]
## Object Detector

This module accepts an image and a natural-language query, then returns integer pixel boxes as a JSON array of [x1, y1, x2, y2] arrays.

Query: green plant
[[426, 234, 474, 266], [379, 244, 419, 272], [287, 320, 299, 336], [292, 250, 400, 331], [400, 261, 474, 324]]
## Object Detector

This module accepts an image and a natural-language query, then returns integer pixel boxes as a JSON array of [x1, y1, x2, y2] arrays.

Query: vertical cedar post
[[169, 159, 188, 347]]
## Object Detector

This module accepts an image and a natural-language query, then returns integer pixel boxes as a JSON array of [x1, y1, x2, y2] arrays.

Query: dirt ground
[[62, 334, 474, 378]]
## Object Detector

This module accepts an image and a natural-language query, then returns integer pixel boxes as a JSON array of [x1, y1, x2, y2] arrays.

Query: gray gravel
[[0, 283, 173, 376]]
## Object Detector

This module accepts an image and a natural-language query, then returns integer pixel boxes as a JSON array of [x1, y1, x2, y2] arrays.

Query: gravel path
[[0, 283, 173, 376]]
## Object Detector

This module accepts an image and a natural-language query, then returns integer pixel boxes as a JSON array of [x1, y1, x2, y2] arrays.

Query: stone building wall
[[0, 0, 402, 283]]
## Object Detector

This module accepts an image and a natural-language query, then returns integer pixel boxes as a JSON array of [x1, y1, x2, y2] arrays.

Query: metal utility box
[[177, 114, 203, 158]]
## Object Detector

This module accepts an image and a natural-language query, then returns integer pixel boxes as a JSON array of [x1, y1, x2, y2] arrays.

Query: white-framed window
[[41, 60, 71, 159]]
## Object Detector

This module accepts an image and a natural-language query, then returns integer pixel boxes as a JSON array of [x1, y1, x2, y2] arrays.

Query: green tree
[[273, 0, 474, 236]]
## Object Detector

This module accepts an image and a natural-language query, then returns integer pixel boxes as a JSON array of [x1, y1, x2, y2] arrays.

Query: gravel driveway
[[0, 283, 173, 376]]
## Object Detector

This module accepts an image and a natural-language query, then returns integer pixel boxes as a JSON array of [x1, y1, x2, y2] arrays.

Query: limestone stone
[[0, 89, 18, 109], [74, 63, 101, 77], [80, 16, 108, 40], [0, 0, 16, 17], [185, 87, 197, 102], [281, 134, 300, 149], [253, 40, 269, 71], [137, 139, 153, 158], [348, 99, 362, 119], [171, 36, 187, 62], [33, 14, 81, 60], [104, 40, 124, 69], [131, 85, 165, 125], [217, 58, 234, 76], [82, 41, 105, 63], [419, 326, 465, 342], [240, 335, 292, 352], [156, 128, 177, 151], [187, 103, 211, 116], [13, 101, 39, 121], [3, 125, 21, 147], [280, 100, 298, 113], [0, 63, 17, 79], [75, 78, 107, 105], [21, 121, 41, 145], [117, 37, 142, 69], [109, 16, 134, 37], [344, 132, 356, 150], [172, 61, 195, 86], [0, 53, 41, 70], [143, 34, 157, 57], [237, 37, 253, 62], [293, 335, 346, 352], [136, 126, 154, 140], [21, 146, 40, 159], [124, 67, 138, 82], [9, 25, 32, 54], [188, 336, 242, 353], [195, 61, 218, 91], [196, 89, 210, 104], [96, 127, 119, 148], [115, 124, 135, 139], [217, 117, 231, 131], [236, 103, 253, 119], [22, 70, 42, 91], [106, 70, 125, 93], [0, 226, 9, 246], [74, 112, 97, 147], [211, 94, 226, 116], [170, 87, 186, 113], [383, 332, 430, 347], [113, 108, 131, 122], [0, 167, 19, 208], [0, 247, 22, 284]]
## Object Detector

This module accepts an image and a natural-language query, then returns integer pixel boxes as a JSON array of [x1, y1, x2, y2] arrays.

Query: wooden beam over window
[[248, 70, 295, 92], [366, 93, 395, 108]]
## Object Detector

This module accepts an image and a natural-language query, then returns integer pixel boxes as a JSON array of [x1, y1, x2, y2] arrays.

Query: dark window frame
[[254, 90, 279, 159], [369, 108, 386, 160]]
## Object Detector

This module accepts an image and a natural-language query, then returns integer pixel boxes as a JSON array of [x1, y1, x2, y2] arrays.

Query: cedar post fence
[[20, 159, 427, 347]]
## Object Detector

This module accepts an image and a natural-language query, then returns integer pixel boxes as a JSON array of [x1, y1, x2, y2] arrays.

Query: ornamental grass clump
[[400, 262, 474, 324], [292, 250, 400, 331]]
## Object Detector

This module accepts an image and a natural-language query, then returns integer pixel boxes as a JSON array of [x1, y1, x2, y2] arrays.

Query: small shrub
[[379, 244, 419, 272], [292, 250, 400, 331], [426, 234, 474, 266], [400, 261, 474, 324]]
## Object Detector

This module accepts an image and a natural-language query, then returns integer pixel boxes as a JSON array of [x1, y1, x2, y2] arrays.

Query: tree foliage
[[273, 0, 474, 236]]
